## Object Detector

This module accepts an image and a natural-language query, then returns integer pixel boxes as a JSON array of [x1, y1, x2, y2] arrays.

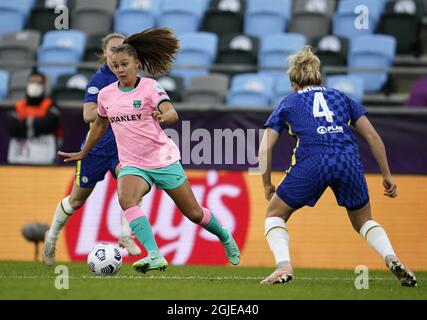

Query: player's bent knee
[[69, 197, 84, 211], [185, 207, 203, 224], [118, 195, 139, 211]]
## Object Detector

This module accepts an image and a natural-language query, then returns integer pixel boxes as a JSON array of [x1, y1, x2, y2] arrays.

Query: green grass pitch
[[0, 261, 425, 300]]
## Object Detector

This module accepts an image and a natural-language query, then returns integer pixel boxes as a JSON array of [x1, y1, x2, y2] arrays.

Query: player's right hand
[[57, 150, 86, 163], [383, 175, 397, 198], [264, 184, 276, 201]]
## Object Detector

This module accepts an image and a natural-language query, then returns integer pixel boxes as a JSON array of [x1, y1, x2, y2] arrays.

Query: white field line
[[0, 275, 415, 281]]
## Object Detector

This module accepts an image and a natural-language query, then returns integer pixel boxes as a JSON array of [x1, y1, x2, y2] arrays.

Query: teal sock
[[204, 213, 230, 243], [129, 216, 159, 253]]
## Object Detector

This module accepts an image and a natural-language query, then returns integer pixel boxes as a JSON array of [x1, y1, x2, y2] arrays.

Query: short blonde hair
[[288, 46, 322, 87]]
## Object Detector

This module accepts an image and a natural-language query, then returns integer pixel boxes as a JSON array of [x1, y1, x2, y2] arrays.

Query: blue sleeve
[[347, 96, 368, 126], [264, 101, 288, 134], [84, 72, 103, 103]]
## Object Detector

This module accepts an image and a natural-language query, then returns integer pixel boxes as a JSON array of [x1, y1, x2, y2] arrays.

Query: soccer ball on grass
[[87, 243, 122, 276]]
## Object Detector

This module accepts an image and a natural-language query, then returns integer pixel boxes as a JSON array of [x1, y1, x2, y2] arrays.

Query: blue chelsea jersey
[[265, 86, 368, 161], [82, 65, 118, 156]]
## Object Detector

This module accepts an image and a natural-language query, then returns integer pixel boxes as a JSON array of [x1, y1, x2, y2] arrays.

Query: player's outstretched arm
[[83, 102, 98, 123], [259, 128, 280, 200], [354, 115, 397, 198], [58, 115, 109, 163]]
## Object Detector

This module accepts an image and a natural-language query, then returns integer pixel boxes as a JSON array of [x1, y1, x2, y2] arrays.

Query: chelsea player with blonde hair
[[259, 46, 416, 286]]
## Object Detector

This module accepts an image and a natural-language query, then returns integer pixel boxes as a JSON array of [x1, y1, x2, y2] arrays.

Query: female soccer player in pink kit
[[58, 28, 240, 273]]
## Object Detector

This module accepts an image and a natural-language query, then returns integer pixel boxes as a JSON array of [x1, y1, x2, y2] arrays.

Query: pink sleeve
[[149, 80, 171, 110], [97, 90, 108, 118]]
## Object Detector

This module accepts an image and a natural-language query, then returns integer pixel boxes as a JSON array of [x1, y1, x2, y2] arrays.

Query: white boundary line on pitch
[[0, 275, 417, 281]]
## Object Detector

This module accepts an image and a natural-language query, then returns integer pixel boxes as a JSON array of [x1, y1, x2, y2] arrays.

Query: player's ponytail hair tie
[[288, 46, 322, 87], [113, 27, 180, 77]]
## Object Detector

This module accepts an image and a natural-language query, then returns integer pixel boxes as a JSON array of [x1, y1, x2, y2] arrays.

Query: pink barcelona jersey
[[97, 77, 181, 169]]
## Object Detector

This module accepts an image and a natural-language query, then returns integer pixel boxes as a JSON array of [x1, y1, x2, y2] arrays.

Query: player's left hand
[[57, 150, 86, 163], [150, 111, 166, 123], [383, 175, 397, 198], [264, 184, 276, 201]]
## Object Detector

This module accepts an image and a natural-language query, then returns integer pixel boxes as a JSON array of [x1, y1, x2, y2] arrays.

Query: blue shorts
[[276, 154, 369, 211], [75, 153, 119, 188]]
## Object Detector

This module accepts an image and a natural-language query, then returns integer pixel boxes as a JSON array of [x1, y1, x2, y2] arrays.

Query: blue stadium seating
[[170, 32, 218, 88], [348, 34, 396, 92], [326, 74, 365, 102], [244, 0, 292, 38], [259, 33, 306, 79], [333, 0, 384, 39], [158, 0, 206, 34], [38, 30, 86, 85], [114, 0, 161, 36], [1, 0, 35, 13], [226, 73, 274, 108], [0, 0, 36, 39], [0, 69, 10, 100], [273, 75, 293, 106]]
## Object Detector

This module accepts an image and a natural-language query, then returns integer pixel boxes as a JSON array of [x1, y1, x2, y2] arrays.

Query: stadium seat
[[310, 35, 349, 67], [156, 74, 185, 102], [7, 69, 31, 100], [114, 0, 161, 36], [292, 0, 336, 17], [226, 73, 274, 108], [27, 7, 59, 34], [377, 0, 424, 55], [0, 69, 10, 101], [40, 29, 86, 58], [184, 73, 230, 104], [333, 0, 384, 39], [259, 33, 307, 78], [0, 30, 41, 63], [0, 0, 34, 40], [349, 34, 396, 92], [71, 0, 117, 36], [326, 74, 365, 102], [289, 0, 334, 40], [38, 30, 86, 85], [244, 0, 292, 38], [73, 0, 117, 13], [1, 0, 35, 14], [82, 33, 105, 62], [273, 75, 293, 106], [201, 0, 245, 36], [53, 73, 89, 101], [33, 0, 67, 8], [216, 34, 259, 77], [158, 0, 206, 35], [170, 32, 218, 88]]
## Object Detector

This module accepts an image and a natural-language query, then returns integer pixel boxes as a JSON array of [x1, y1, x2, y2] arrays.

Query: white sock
[[47, 196, 74, 241], [265, 217, 291, 265], [359, 220, 396, 260]]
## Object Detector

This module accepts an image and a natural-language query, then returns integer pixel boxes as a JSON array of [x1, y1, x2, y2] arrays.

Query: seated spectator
[[407, 75, 427, 107], [6, 70, 61, 164]]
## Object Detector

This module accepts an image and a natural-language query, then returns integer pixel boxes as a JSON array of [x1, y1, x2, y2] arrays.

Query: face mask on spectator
[[27, 83, 44, 98]]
